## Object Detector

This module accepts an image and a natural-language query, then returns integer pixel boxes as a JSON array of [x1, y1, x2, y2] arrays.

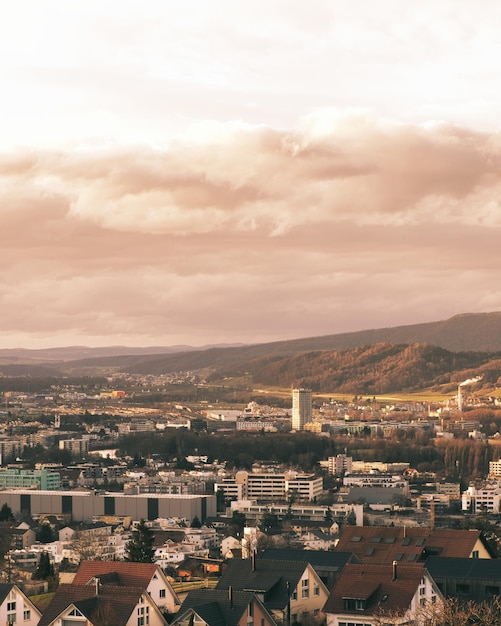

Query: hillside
[[210, 343, 501, 395], [51, 311, 501, 377], [2, 313, 501, 388]]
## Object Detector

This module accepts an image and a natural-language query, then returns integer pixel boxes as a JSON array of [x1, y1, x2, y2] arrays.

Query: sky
[[2, 0, 501, 349]]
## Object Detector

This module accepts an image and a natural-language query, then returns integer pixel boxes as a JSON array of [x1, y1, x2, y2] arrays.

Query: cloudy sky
[[2, 1, 501, 349]]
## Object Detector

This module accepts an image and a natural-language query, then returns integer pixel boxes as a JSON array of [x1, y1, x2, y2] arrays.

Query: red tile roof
[[73, 561, 160, 588], [335, 526, 488, 563], [323, 563, 426, 618], [38, 583, 145, 626]]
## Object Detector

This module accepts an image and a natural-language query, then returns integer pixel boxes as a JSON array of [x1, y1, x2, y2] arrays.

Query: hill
[[50, 311, 501, 377], [211, 343, 501, 395], [2, 313, 501, 392]]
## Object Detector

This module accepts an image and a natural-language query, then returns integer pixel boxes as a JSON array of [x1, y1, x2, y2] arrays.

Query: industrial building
[[0, 489, 217, 523]]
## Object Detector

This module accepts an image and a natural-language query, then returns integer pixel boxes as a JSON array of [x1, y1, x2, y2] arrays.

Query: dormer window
[[343, 598, 365, 611]]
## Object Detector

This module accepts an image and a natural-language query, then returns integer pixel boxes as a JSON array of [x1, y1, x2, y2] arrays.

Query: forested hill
[[208, 343, 501, 395]]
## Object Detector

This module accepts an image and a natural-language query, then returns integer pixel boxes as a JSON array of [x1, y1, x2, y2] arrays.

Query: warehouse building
[[0, 489, 216, 523]]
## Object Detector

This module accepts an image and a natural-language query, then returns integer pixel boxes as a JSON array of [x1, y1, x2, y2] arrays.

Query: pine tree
[[124, 520, 155, 563], [32, 552, 55, 580]]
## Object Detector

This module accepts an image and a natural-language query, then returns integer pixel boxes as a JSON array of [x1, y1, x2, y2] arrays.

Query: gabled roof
[[426, 556, 501, 581], [217, 558, 311, 611], [335, 525, 490, 563], [0, 583, 41, 618], [259, 548, 357, 572], [38, 583, 148, 626], [177, 589, 276, 626], [323, 563, 427, 617], [0, 584, 15, 604], [73, 560, 163, 588]]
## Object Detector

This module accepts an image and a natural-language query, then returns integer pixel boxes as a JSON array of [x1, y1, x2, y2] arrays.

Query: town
[[0, 377, 500, 625]]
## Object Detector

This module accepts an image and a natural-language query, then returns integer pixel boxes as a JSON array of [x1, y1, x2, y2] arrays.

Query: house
[[216, 555, 329, 625], [171, 589, 278, 626], [11, 525, 36, 550], [334, 526, 494, 564], [0, 583, 42, 626], [323, 562, 444, 626], [38, 583, 168, 626], [71, 560, 180, 614], [426, 556, 501, 603], [221, 535, 241, 558], [259, 549, 358, 590]]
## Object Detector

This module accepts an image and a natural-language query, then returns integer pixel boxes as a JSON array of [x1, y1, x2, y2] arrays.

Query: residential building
[[229, 500, 363, 526], [72, 560, 180, 614], [328, 455, 353, 476], [172, 589, 279, 626], [334, 526, 494, 564], [58, 438, 89, 456], [259, 549, 358, 591], [215, 470, 323, 502], [343, 473, 409, 493], [489, 459, 501, 477], [38, 583, 168, 626], [217, 556, 329, 625], [426, 556, 501, 604], [0, 584, 42, 626], [323, 562, 443, 626], [0, 468, 60, 490], [462, 481, 501, 513], [292, 388, 312, 431]]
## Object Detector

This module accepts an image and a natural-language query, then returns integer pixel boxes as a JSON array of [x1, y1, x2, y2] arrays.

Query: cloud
[[1, 113, 501, 347]]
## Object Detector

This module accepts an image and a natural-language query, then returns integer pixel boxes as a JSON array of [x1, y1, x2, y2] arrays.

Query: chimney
[[229, 586, 233, 609], [251, 550, 256, 572], [392, 561, 397, 581], [403, 525, 406, 539], [430, 498, 436, 530], [95, 577, 100, 596]]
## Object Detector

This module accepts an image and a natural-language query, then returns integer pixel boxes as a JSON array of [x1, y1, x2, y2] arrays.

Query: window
[[291, 589, 297, 600], [314, 586, 320, 596], [456, 583, 470, 594], [302, 579, 309, 588], [302, 588, 309, 599], [23, 611, 31, 621], [420, 598, 426, 607], [472, 550, 479, 558], [431, 596, 437, 604], [344, 599, 365, 611], [7, 615, 16, 625], [420, 587, 426, 595], [7, 603, 16, 612], [486, 586, 500, 596], [159, 589, 166, 598]]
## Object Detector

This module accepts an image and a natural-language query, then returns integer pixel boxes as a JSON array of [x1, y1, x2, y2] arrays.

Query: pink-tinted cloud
[[0, 114, 500, 347]]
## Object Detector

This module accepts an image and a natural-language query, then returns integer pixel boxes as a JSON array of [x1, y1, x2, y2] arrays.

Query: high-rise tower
[[292, 388, 312, 431]]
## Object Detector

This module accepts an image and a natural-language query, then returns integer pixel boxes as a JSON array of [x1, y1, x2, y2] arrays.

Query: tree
[[259, 509, 282, 535], [124, 520, 155, 563], [37, 523, 55, 544], [0, 503, 14, 522], [32, 552, 55, 580], [345, 509, 357, 526], [228, 511, 246, 539], [191, 516, 202, 528]]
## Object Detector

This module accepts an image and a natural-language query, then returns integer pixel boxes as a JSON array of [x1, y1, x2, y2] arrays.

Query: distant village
[[1, 378, 501, 625]]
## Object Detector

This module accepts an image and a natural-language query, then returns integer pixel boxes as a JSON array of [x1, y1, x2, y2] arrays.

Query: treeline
[[209, 343, 501, 394], [118, 431, 338, 471], [116, 429, 494, 482]]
